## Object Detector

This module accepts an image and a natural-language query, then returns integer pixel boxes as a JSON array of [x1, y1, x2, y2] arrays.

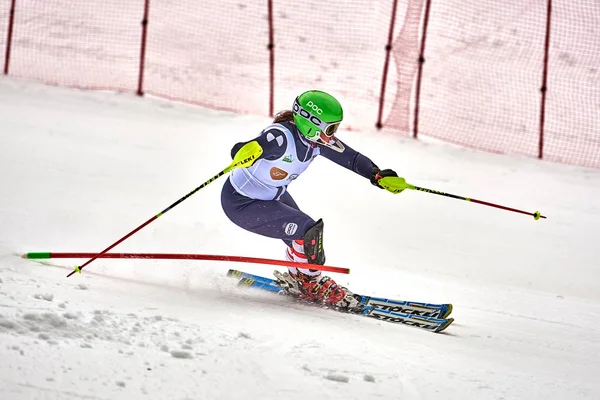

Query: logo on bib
[[270, 167, 288, 180], [285, 223, 298, 235], [282, 154, 293, 163]]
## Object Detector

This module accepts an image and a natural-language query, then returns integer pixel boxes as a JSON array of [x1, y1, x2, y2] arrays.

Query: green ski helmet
[[292, 90, 345, 152]]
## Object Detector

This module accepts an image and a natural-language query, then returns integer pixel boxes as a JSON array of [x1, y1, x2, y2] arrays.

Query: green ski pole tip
[[74, 266, 82, 274], [534, 211, 541, 220]]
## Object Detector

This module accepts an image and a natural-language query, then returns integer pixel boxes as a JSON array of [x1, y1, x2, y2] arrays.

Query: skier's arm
[[318, 139, 375, 179], [231, 128, 288, 161], [320, 139, 404, 193]]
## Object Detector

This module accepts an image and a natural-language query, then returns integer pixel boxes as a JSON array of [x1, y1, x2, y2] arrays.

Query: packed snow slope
[[1, 77, 599, 400]]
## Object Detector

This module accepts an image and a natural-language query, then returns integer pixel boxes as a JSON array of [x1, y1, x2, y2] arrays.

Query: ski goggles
[[293, 97, 341, 138]]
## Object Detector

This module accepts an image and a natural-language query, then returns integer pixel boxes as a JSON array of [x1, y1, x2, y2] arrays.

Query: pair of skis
[[227, 269, 454, 333]]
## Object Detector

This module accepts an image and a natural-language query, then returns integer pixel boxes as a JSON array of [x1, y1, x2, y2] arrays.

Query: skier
[[221, 90, 401, 309]]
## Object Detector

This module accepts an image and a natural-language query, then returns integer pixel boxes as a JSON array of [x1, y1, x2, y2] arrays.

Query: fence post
[[3, 0, 17, 75], [413, 0, 432, 139], [137, 0, 150, 96], [267, 0, 275, 117], [376, 0, 399, 129], [539, 0, 553, 160]]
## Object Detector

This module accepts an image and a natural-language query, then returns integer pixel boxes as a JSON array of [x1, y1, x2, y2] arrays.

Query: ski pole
[[66, 141, 263, 278], [378, 176, 546, 220]]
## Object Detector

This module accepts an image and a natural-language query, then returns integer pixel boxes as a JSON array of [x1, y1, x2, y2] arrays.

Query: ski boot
[[274, 269, 362, 311]]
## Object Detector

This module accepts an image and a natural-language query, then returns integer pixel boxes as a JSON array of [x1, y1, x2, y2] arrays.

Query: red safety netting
[[389, 0, 548, 157], [381, 0, 425, 134], [144, 1, 270, 115], [0, 2, 8, 70], [543, 1, 600, 168], [2, 0, 598, 168], [6, 0, 141, 91], [384, 0, 599, 168], [270, 1, 395, 131]]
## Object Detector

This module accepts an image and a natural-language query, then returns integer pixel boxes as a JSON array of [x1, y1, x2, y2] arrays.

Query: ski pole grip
[[231, 141, 263, 169]]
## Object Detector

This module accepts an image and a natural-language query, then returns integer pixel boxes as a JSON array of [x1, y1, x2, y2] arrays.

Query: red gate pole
[[4, 0, 17, 75], [137, 0, 151, 96], [267, 0, 275, 117], [539, 0, 553, 160], [23, 252, 351, 275], [376, 0, 399, 129], [413, 0, 433, 139]]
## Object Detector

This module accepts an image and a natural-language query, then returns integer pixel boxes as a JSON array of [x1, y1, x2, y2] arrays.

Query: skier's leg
[[277, 191, 302, 247], [221, 179, 315, 240], [221, 180, 358, 308], [222, 183, 322, 276], [282, 219, 359, 309]]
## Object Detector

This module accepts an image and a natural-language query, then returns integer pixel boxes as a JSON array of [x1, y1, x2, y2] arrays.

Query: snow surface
[[1, 77, 599, 399]]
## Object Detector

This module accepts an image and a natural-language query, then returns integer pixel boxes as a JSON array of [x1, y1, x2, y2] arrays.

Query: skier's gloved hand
[[370, 167, 406, 194], [370, 167, 398, 186]]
